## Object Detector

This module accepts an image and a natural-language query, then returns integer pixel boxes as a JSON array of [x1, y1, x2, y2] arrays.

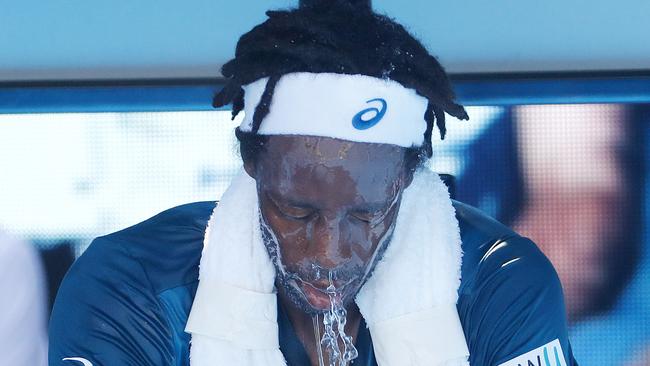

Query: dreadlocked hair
[[215, 0, 469, 170]]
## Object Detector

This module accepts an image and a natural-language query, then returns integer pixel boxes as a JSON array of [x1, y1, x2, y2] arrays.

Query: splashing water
[[313, 272, 359, 366]]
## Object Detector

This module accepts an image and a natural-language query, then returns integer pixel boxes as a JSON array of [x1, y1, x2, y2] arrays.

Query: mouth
[[300, 282, 333, 309], [297, 278, 356, 310]]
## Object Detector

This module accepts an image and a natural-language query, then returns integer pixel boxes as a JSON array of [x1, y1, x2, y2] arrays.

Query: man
[[49, 1, 578, 365]]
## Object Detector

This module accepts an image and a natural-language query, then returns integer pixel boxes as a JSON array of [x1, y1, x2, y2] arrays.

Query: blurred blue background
[[1, 1, 649, 365], [1, 0, 649, 80]]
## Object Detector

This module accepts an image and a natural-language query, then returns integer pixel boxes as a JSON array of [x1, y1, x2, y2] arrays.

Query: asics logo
[[62, 357, 93, 366], [352, 98, 387, 130]]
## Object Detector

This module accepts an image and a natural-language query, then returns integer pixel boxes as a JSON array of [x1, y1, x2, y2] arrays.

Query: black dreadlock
[[215, 0, 469, 168]]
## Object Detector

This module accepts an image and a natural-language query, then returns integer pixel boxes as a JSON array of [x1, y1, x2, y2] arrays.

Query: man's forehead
[[262, 135, 404, 165], [258, 135, 405, 204]]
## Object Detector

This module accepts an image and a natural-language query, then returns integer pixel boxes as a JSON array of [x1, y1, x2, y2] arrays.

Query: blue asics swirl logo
[[352, 98, 387, 130]]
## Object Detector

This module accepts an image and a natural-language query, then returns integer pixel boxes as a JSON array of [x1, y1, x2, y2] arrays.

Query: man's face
[[248, 135, 409, 314]]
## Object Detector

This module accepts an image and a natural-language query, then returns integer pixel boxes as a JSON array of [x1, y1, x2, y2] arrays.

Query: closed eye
[[350, 191, 401, 226], [267, 192, 316, 220], [279, 205, 315, 220], [350, 210, 379, 222], [350, 208, 390, 226]]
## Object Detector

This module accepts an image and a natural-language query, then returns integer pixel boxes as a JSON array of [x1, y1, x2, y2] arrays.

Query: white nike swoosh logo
[[62, 357, 93, 366]]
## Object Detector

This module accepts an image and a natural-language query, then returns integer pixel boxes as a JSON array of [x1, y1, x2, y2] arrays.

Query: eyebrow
[[351, 201, 391, 213], [266, 190, 318, 210], [354, 192, 401, 214]]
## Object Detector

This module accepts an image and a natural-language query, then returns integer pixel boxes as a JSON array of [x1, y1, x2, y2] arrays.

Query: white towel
[[186, 168, 470, 366]]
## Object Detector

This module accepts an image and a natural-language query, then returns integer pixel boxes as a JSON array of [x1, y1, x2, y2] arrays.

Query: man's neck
[[278, 289, 362, 366]]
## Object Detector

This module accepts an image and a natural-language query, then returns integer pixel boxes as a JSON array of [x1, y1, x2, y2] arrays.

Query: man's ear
[[241, 142, 258, 179], [402, 167, 415, 190], [243, 158, 257, 179]]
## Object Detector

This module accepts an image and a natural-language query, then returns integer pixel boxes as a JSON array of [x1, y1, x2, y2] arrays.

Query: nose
[[310, 212, 352, 269]]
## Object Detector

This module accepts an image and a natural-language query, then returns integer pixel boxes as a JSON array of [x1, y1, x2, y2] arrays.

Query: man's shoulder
[[453, 200, 561, 307], [79, 201, 216, 294], [452, 199, 517, 255], [452, 201, 576, 365], [50, 202, 216, 366], [453, 199, 552, 285], [112, 201, 216, 241]]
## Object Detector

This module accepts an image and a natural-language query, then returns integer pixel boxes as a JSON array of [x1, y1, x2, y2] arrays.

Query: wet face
[[245, 135, 411, 314]]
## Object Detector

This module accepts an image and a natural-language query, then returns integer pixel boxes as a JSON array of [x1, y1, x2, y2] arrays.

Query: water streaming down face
[[319, 272, 359, 366], [261, 216, 359, 365], [308, 274, 359, 366], [260, 213, 391, 365]]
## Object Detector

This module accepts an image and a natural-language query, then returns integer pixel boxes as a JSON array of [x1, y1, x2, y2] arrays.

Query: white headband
[[239, 72, 429, 148]]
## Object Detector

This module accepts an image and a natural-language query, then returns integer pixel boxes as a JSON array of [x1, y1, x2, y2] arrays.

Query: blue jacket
[[49, 201, 578, 365]]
